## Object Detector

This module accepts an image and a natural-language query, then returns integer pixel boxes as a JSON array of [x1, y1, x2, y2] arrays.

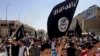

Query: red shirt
[[80, 49, 88, 56]]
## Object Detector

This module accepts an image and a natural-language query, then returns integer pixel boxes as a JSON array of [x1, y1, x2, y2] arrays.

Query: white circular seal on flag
[[58, 17, 69, 32]]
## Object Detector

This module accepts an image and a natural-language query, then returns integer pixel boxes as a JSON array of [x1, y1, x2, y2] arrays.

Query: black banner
[[14, 25, 25, 41], [67, 19, 82, 38], [47, 0, 79, 39], [75, 20, 82, 37]]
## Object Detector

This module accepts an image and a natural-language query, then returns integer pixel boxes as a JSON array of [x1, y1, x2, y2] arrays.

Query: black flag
[[67, 19, 82, 37], [47, 0, 79, 39], [75, 20, 82, 37], [67, 18, 77, 38], [14, 25, 25, 41], [34, 30, 37, 38]]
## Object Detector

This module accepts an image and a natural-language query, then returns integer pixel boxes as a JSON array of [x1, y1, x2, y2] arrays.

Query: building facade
[[75, 5, 100, 36], [0, 20, 35, 37]]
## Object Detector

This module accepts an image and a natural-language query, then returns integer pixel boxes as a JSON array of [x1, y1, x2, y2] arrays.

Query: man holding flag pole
[[42, 0, 81, 56], [6, 24, 25, 56]]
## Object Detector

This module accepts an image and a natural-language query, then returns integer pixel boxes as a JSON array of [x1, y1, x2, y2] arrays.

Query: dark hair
[[34, 39, 39, 42], [18, 39, 25, 44], [87, 45, 95, 50], [69, 42, 74, 47], [85, 42, 91, 48], [41, 43, 51, 51], [81, 45, 86, 49]]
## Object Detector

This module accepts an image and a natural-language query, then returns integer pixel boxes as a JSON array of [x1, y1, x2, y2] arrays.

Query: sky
[[0, 0, 100, 32]]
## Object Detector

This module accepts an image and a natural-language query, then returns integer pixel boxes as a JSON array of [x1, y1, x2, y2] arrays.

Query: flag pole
[[6, 4, 9, 38], [19, 12, 20, 21], [6, 3, 12, 56]]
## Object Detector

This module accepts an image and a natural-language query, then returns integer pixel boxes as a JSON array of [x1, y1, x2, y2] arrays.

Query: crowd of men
[[0, 34, 100, 56], [0, 0, 88, 56]]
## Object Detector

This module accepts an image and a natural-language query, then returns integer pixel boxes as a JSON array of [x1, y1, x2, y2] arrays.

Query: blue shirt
[[52, 49, 57, 56]]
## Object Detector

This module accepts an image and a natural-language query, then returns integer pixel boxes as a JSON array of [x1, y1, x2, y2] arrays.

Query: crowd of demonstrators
[[0, 35, 100, 56]]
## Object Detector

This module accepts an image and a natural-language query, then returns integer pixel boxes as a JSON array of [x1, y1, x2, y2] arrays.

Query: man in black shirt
[[67, 42, 77, 56]]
